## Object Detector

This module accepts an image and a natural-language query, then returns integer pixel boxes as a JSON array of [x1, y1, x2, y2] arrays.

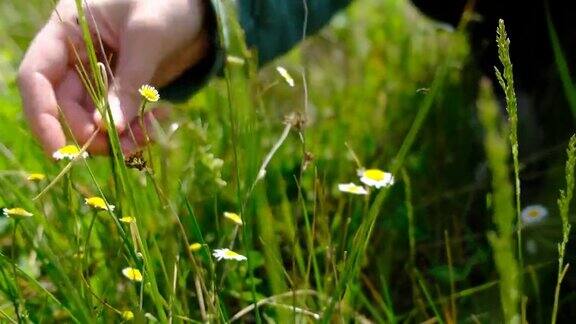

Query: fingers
[[95, 15, 168, 133], [18, 23, 72, 156], [96, 0, 205, 133], [119, 107, 169, 154], [56, 69, 110, 154]]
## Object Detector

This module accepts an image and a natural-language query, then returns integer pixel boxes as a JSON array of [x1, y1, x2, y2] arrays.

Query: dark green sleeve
[[238, 0, 352, 65], [161, 0, 351, 102]]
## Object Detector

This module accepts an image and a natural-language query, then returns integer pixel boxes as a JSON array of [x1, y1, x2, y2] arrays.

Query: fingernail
[[107, 93, 125, 132]]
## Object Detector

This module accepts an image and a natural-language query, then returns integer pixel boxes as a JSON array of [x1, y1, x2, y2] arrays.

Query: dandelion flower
[[26, 173, 45, 182], [122, 267, 143, 282], [358, 169, 395, 189], [52, 145, 88, 160], [3, 207, 33, 218], [338, 183, 368, 195], [521, 204, 548, 225], [121, 310, 134, 320], [120, 216, 135, 224], [223, 212, 243, 226], [212, 248, 247, 261], [138, 84, 159, 102], [85, 196, 115, 212], [276, 66, 295, 87], [189, 243, 202, 252]]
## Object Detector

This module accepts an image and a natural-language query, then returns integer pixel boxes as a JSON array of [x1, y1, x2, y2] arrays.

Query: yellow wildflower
[[120, 216, 135, 224], [27, 173, 46, 182], [3, 207, 33, 219], [223, 212, 243, 226], [189, 243, 202, 252], [85, 197, 115, 212], [121, 310, 134, 320], [138, 84, 159, 102], [122, 267, 143, 282], [52, 145, 88, 160]]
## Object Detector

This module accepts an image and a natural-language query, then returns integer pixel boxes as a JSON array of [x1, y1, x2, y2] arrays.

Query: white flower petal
[[212, 248, 247, 261], [338, 183, 368, 195]]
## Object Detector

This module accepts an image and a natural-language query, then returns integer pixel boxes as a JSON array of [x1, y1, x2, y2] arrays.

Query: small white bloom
[[358, 169, 395, 188], [212, 248, 247, 261], [338, 183, 368, 195], [521, 205, 548, 225], [276, 66, 295, 87]]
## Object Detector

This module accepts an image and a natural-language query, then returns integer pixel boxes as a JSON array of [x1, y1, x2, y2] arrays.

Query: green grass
[[0, 0, 576, 322]]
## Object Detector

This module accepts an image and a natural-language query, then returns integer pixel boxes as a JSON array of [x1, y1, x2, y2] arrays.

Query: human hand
[[18, 0, 209, 156]]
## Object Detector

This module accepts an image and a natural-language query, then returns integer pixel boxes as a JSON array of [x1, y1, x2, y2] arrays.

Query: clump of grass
[[551, 134, 576, 324], [477, 77, 520, 323]]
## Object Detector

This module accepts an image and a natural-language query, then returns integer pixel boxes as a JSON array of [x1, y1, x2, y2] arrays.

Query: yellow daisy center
[[58, 145, 81, 155], [224, 250, 241, 258], [528, 210, 540, 218], [364, 169, 386, 181]]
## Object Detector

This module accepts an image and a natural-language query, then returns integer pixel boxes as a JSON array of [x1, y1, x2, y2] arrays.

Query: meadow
[[0, 0, 575, 322]]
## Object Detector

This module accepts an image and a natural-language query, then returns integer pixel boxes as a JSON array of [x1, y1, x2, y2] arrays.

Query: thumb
[[96, 19, 166, 133]]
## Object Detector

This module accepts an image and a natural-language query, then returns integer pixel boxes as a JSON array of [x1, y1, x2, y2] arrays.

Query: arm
[[162, 0, 352, 101], [238, 0, 352, 65]]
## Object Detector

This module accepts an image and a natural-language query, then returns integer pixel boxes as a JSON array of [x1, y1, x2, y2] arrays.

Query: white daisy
[[358, 168, 395, 188], [338, 183, 368, 195], [52, 145, 89, 160], [212, 248, 247, 261], [521, 204, 548, 225]]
